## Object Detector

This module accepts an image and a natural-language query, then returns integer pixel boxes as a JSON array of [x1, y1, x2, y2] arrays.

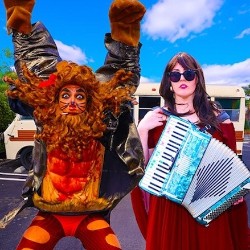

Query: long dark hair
[[159, 52, 220, 129]]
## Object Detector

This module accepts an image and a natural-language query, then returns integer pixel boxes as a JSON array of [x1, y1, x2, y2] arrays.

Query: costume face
[[170, 63, 197, 100], [58, 84, 87, 114]]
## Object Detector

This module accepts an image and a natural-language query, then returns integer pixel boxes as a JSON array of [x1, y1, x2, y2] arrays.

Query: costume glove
[[4, 0, 35, 34], [109, 0, 146, 46]]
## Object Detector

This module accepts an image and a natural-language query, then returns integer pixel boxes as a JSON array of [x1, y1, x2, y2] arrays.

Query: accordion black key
[[139, 115, 250, 226]]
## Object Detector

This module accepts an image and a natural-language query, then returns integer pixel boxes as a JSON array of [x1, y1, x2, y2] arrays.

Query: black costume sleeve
[[8, 21, 62, 116], [96, 33, 141, 89]]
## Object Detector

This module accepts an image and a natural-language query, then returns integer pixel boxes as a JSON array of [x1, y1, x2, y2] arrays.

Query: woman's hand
[[138, 107, 167, 132]]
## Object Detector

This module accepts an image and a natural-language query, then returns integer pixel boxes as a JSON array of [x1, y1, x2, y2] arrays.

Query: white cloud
[[140, 76, 155, 83], [142, 0, 224, 42], [55, 40, 88, 64], [203, 58, 250, 86], [235, 28, 250, 39], [141, 59, 250, 87]]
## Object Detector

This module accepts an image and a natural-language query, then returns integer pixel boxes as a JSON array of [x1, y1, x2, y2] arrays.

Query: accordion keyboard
[[139, 116, 191, 196]]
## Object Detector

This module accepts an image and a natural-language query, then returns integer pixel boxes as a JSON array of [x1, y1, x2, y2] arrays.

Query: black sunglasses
[[168, 69, 197, 82]]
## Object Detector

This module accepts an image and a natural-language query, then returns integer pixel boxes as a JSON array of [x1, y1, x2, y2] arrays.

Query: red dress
[[131, 122, 248, 250]]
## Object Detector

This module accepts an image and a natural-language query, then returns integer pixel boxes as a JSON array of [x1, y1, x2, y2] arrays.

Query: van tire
[[20, 147, 33, 170]]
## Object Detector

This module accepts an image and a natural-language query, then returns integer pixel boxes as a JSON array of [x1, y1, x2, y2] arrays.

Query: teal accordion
[[139, 115, 250, 226]]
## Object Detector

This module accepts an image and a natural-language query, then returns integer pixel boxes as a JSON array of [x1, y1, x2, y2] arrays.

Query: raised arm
[[96, 0, 146, 90], [4, 0, 62, 116]]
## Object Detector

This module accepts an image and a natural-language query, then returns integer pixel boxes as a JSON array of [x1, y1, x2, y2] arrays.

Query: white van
[[4, 114, 36, 169], [3, 84, 246, 169]]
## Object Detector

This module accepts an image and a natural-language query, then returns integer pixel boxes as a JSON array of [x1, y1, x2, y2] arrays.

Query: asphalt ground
[[0, 139, 249, 249]]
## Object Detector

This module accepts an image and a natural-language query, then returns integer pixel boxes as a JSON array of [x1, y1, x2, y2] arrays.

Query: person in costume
[[131, 52, 249, 250], [0, 0, 146, 249]]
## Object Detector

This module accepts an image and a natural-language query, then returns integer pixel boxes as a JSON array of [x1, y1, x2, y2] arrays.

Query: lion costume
[[0, 0, 146, 249]]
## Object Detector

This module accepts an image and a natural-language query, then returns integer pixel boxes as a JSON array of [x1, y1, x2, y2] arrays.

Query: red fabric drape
[[131, 122, 249, 250]]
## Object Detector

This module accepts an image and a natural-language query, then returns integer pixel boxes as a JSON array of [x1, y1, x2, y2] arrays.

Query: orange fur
[[6, 61, 134, 158]]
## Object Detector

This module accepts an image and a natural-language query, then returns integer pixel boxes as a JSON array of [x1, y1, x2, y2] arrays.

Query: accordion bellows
[[139, 115, 250, 226]]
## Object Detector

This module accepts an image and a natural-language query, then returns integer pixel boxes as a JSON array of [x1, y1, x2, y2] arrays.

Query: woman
[[131, 52, 248, 249]]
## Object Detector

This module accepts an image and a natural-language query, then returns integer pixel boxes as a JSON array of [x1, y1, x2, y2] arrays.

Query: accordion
[[139, 115, 250, 226]]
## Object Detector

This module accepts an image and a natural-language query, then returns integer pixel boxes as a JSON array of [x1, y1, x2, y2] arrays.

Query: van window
[[138, 96, 161, 121], [215, 98, 240, 122], [20, 115, 33, 120]]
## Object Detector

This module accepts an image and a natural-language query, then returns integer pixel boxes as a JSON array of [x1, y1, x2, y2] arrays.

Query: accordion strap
[[152, 106, 173, 117]]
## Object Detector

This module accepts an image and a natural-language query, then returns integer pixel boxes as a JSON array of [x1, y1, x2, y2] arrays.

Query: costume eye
[[61, 93, 70, 99], [76, 94, 85, 100]]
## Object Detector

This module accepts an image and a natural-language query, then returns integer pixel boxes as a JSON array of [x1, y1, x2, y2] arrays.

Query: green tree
[[0, 48, 16, 154], [243, 84, 250, 96], [243, 84, 250, 132]]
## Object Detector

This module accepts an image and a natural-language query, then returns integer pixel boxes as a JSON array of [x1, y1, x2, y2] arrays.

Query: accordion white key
[[139, 115, 250, 226]]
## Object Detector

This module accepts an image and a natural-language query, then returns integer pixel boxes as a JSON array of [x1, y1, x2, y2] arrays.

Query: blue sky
[[0, 0, 250, 86]]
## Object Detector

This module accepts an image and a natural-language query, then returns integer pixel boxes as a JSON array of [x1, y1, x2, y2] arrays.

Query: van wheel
[[20, 147, 33, 170]]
